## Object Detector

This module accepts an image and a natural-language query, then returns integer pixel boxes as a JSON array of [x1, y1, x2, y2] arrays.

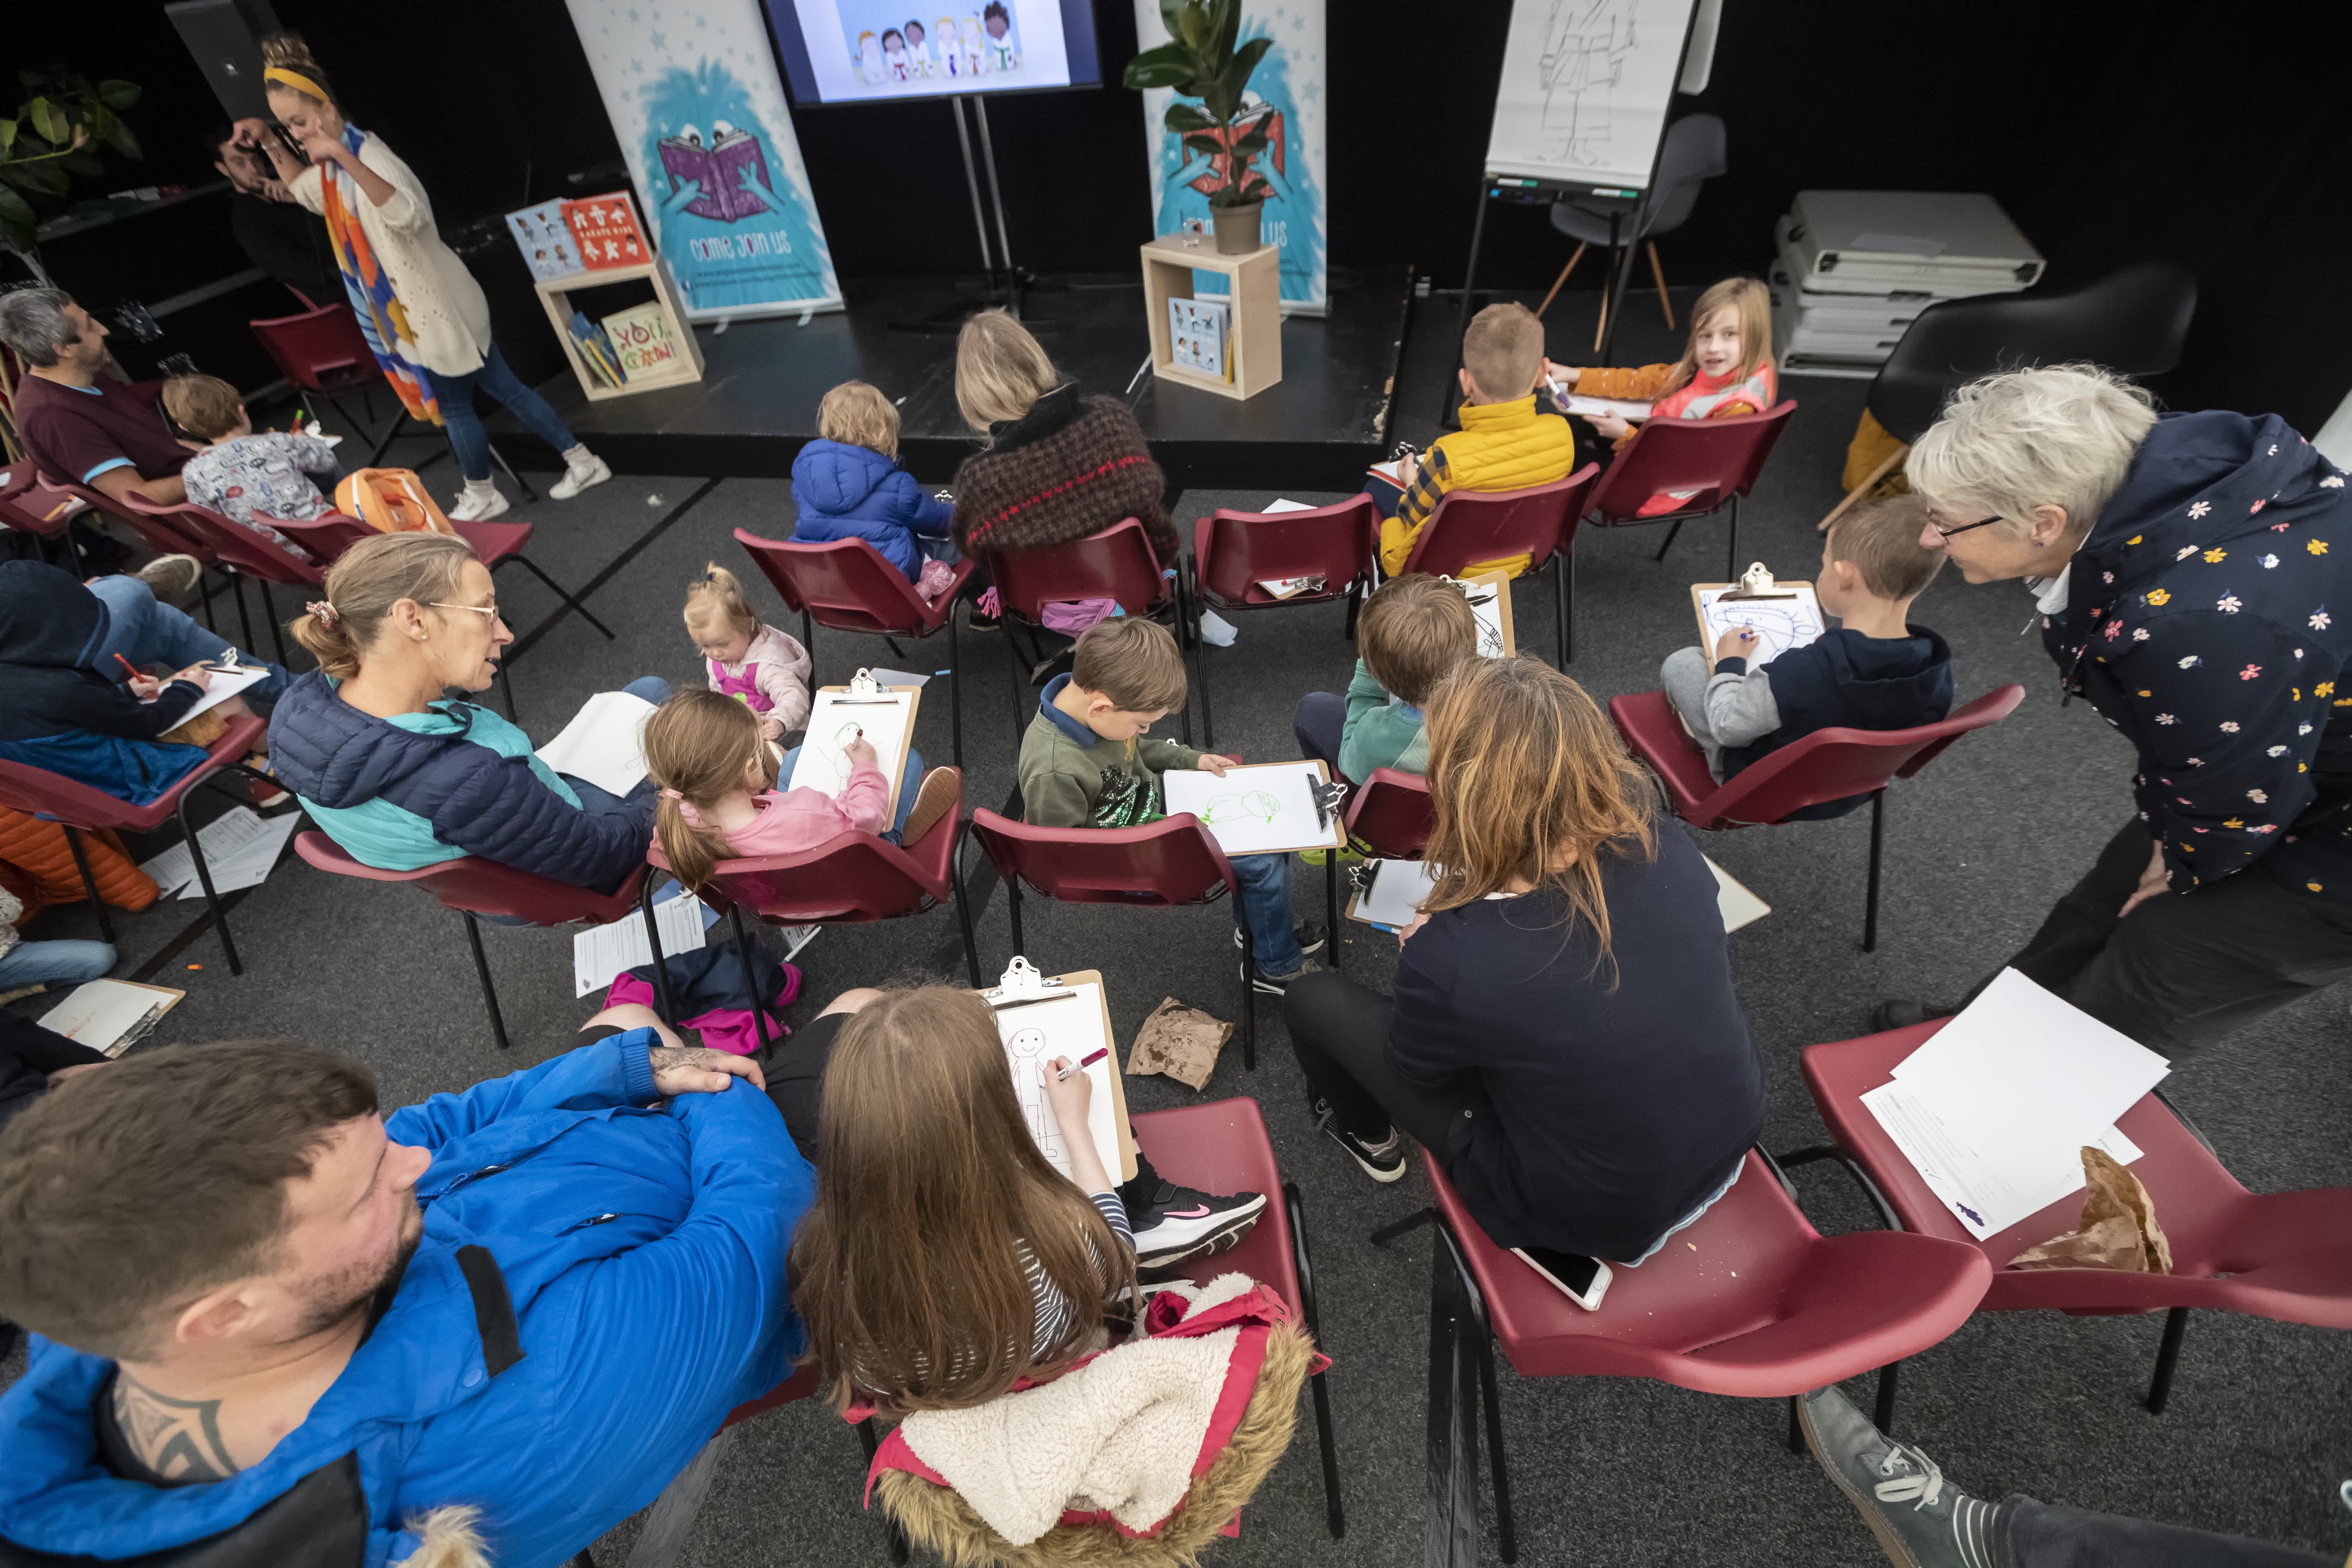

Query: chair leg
[[1590, 247, 1616, 354], [1787, 1395, 1804, 1454], [230, 571, 258, 655], [1001, 620, 1029, 754], [1534, 242, 1587, 319], [1237, 909, 1256, 1070], [196, 568, 215, 634], [637, 878, 677, 1023], [1370, 1206, 1436, 1247], [504, 555, 614, 640], [1173, 571, 1195, 748], [62, 826, 117, 944], [946, 604, 964, 770], [1651, 518, 1685, 563], [2146, 1307, 2190, 1415], [1553, 552, 1570, 668], [566, 1553, 596, 1568], [1194, 597, 1216, 753], [462, 911, 511, 1050], [1344, 577, 1363, 642], [729, 907, 773, 1058], [495, 661, 520, 722], [487, 441, 540, 503], [855, 1419, 913, 1564], [1726, 492, 1742, 581], [1005, 876, 1026, 959], [1564, 545, 1576, 663], [1818, 444, 1910, 533], [1469, 1283, 1518, 1564], [256, 579, 289, 667], [1282, 1182, 1346, 1535], [366, 411, 408, 468], [800, 608, 816, 691], [1648, 241, 1674, 329], [1427, 1220, 1484, 1568], [951, 836, 983, 989], [176, 792, 242, 976], [1875, 1360, 1900, 1437], [1324, 851, 1340, 976], [1863, 789, 1885, 953]]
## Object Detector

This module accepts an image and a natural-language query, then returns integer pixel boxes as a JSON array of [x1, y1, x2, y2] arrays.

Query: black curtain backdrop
[[18, 1, 2349, 431]]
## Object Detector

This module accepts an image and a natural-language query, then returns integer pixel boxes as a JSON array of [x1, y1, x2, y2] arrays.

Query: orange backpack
[[333, 469, 458, 535]]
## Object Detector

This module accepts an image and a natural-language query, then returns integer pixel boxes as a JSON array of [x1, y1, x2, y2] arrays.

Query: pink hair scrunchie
[[306, 600, 339, 627]]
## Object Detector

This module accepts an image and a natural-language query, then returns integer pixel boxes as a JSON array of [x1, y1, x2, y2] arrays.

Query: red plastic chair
[[1374, 1148, 1991, 1565], [1188, 496, 1381, 750], [1787, 1020, 2352, 1418], [0, 462, 92, 576], [1580, 401, 1798, 583], [652, 769, 982, 1055], [0, 717, 270, 973], [982, 518, 1191, 749], [292, 831, 670, 1050], [1398, 466, 1599, 667], [1130, 1097, 1344, 1537], [732, 527, 980, 766], [1610, 684, 2024, 951], [254, 509, 612, 721], [248, 302, 398, 462], [1340, 767, 1434, 858], [968, 808, 1265, 1067]]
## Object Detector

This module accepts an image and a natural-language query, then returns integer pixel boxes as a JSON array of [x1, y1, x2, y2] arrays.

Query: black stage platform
[[495, 267, 1413, 492]]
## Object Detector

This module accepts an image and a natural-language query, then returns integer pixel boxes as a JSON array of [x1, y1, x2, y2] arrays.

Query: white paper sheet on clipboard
[[790, 679, 918, 820], [980, 962, 1135, 1183]]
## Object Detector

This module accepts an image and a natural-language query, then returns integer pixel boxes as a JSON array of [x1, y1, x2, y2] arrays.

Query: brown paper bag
[[1124, 997, 1232, 1091], [159, 708, 230, 750], [2007, 1147, 2172, 1273]]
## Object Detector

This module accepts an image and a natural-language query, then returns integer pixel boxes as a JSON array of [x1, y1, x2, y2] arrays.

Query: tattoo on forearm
[[113, 1374, 239, 1481]]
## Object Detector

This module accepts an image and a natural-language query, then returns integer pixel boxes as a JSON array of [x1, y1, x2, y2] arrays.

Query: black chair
[[1820, 261, 2199, 531], [1536, 113, 1727, 346]]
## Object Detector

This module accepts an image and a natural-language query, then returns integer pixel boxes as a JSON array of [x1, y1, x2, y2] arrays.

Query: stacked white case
[[1768, 192, 2043, 378]]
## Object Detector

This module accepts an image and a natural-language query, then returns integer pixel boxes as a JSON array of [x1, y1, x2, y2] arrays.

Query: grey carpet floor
[[4, 291, 2345, 1564]]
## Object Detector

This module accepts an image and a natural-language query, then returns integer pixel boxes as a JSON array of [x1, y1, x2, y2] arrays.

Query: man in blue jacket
[[0, 1031, 811, 1568]]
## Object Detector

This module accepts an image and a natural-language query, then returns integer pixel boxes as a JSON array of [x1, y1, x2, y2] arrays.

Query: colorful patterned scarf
[[318, 123, 440, 426]]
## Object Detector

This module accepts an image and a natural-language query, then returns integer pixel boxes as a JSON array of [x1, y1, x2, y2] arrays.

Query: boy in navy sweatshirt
[[1660, 494, 1951, 820]]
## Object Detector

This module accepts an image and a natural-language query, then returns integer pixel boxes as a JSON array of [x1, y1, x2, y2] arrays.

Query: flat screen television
[[763, 0, 1102, 106]]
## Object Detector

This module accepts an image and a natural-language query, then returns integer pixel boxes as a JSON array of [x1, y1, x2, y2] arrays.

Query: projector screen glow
[[763, 0, 1102, 105]]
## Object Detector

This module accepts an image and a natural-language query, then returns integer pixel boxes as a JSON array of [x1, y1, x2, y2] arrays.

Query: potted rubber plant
[[0, 69, 144, 257], [1123, 0, 1275, 254]]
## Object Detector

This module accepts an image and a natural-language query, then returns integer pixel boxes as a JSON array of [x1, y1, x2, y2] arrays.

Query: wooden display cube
[[534, 258, 707, 402], [1139, 235, 1282, 401]]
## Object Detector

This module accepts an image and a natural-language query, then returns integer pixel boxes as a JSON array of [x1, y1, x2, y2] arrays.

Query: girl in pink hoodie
[[683, 563, 812, 741], [643, 689, 901, 894]]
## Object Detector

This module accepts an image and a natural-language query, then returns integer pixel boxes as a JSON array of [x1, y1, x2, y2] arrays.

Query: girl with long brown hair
[[789, 986, 1140, 1412], [1282, 656, 1765, 1268]]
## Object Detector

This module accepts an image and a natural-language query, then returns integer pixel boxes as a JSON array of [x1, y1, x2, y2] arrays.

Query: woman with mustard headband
[[234, 33, 611, 523]]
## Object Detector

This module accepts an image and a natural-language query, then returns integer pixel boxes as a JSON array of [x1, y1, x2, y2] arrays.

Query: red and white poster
[[562, 192, 651, 270]]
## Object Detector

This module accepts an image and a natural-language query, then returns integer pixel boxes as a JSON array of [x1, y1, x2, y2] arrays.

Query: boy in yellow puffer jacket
[[1378, 302, 1578, 576]]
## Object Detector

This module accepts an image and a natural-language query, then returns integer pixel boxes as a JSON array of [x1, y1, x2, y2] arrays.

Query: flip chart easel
[[977, 957, 1139, 1183]]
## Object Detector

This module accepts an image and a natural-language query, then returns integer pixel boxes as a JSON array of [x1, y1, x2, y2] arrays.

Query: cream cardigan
[[290, 133, 493, 378]]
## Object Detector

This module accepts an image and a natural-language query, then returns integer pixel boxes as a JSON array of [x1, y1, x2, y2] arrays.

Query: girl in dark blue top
[[1284, 656, 1765, 1264]]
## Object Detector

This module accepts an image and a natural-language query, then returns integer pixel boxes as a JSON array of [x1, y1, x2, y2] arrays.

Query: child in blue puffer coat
[[789, 381, 956, 581]]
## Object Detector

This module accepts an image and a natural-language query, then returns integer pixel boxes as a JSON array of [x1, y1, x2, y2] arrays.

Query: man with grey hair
[[0, 288, 194, 508], [1880, 364, 2352, 1057]]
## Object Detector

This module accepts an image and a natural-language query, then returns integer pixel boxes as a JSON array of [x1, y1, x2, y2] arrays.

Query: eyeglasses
[[428, 602, 505, 622], [1929, 513, 2004, 542]]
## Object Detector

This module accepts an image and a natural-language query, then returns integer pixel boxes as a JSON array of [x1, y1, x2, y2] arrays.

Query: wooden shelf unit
[[1139, 234, 1282, 401], [533, 258, 707, 402]]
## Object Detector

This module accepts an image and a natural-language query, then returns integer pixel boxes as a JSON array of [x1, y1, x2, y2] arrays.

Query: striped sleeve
[[1089, 1190, 1135, 1251]]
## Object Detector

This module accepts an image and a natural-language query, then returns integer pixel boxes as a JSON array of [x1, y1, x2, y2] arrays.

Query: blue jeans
[[0, 939, 116, 991], [1293, 691, 1344, 774], [87, 577, 291, 702], [421, 341, 579, 484], [1230, 851, 1305, 975], [775, 744, 925, 843]]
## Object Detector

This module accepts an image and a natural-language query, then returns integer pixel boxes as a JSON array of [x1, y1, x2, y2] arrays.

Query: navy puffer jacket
[[268, 671, 655, 891]]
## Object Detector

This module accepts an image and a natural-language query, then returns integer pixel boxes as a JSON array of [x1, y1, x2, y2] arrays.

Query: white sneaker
[[548, 453, 612, 501], [447, 486, 510, 523]]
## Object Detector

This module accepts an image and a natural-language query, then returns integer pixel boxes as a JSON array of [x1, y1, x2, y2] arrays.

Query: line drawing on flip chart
[[1538, 0, 1638, 167]]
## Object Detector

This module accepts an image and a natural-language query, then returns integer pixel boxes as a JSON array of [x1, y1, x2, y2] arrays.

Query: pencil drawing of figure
[[1538, 0, 1637, 166], [1199, 790, 1281, 827]]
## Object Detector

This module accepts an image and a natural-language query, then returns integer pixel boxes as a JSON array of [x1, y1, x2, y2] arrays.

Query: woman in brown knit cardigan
[[948, 311, 1178, 566]]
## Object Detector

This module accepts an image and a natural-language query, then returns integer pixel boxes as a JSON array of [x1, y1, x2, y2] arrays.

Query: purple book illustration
[[656, 122, 774, 224]]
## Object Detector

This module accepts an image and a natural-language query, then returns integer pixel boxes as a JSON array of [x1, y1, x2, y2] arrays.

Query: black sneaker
[[1244, 956, 1323, 996], [1313, 1099, 1408, 1183], [1798, 1385, 2001, 1568], [1234, 921, 1327, 958], [1128, 1181, 1268, 1270], [1869, 1000, 1959, 1034]]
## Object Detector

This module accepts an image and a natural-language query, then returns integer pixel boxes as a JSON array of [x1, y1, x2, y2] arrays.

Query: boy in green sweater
[[1022, 616, 1323, 992], [1292, 573, 1480, 784]]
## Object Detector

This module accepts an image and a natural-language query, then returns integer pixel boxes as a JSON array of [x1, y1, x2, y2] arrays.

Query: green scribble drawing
[[1200, 790, 1281, 826]]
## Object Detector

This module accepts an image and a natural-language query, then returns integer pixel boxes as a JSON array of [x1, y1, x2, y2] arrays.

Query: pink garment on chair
[[604, 963, 801, 1057], [1040, 597, 1119, 636]]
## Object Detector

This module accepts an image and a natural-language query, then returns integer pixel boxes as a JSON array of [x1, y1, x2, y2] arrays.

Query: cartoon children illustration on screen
[[857, 30, 887, 84], [959, 15, 987, 76], [980, 2, 1019, 73], [905, 18, 935, 77], [937, 14, 962, 76], [882, 27, 910, 80]]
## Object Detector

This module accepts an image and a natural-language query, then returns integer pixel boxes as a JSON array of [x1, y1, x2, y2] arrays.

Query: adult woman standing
[[947, 310, 1177, 566], [1283, 657, 1765, 1267], [1883, 365, 2352, 1057], [237, 34, 610, 522], [266, 532, 665, 891]]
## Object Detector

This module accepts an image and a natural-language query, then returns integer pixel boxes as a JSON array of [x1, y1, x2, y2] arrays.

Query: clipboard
[[1344, 858, 1439, 932], [1161, 760, 1348, 857], [789, 669, 922, 821], [1457, 568, 1515, 658], [976, 958, 1138, 1183], [1691, 572, 1824, 674]]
